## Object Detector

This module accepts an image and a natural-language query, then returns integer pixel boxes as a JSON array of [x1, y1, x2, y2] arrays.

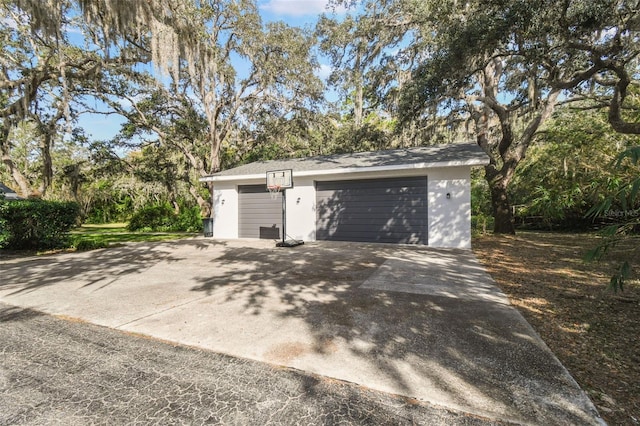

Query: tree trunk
[[353, 41, 364, 127], [474, 72, 559, 236], [37, 134, 54, 197], [0, 125, 30, 197], [1, 151, 32, 197], [190, 183, 212, 219], [487, 169, 516, 234]]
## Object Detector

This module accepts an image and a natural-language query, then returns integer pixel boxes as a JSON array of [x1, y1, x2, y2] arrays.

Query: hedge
[[0, 199, 80, 250], [127, 203, 201, 232]]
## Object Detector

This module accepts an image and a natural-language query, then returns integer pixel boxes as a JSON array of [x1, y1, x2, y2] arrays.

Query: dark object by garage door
[[316, 177, 427, 244], [238, 185, 282, 239]]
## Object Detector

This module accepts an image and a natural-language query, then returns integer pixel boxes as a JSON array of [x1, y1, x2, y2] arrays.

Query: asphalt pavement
[[1, 302, 499, 425]]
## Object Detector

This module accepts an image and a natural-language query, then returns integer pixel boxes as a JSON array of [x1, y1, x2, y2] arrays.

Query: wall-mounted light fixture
[[446, 193, 451, 199]]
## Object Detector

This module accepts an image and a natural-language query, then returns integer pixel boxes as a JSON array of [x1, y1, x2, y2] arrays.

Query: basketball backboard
[[266, 169, 293, 191]]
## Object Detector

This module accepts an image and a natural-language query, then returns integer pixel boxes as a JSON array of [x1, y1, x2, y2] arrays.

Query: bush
[[174, 205, 202, 232], [472, 214, 494, 236], [127, 204, 174, 231], [0, 199, 80, 250], [71, 237, 110, 251], [127, 203, 201, 232]]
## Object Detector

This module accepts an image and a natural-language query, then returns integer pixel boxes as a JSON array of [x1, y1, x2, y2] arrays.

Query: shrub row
[[126, 203, 201, 232], [0, 199, 80, 250]]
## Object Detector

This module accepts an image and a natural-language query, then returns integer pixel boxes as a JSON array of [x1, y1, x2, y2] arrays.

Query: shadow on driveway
[[0, 238, 604, 425]]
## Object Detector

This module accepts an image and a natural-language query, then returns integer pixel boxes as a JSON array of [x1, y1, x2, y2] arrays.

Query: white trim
[[199, 158, 487, 183]]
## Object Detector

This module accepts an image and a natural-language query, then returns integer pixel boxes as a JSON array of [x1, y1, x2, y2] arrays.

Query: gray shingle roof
[[205, 143, 488, 180]]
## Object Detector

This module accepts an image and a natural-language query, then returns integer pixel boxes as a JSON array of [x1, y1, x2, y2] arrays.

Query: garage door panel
[[316, 230, 424, 244], [317, 180, 424, 191], [324, 212, 426, 222], [324, 205, 427, 216], [317, 220, 426, 230], [239, 184, 282, 239], [320, 224, 426, 232], [318, 194, 426, 204], [316, 187, 426, 196], [316, 177, 427, 244], [317, 185, 426, 193]]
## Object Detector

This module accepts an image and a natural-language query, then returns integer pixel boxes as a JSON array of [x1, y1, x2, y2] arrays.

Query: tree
[[0, 0, 136, 198], [586, 145, 640, 292], [510, 105, 639, 228], [327, 0, 640, 233], [317, 15, 369, 127], [6, 1, 325, 217], [318, 2, 440, 148]]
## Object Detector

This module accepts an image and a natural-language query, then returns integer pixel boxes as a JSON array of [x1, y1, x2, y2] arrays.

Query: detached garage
[[200, 143, 489, 248]]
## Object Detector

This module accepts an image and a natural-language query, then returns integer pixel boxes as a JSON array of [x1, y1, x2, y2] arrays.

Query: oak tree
[[327, 0, 640, 233]]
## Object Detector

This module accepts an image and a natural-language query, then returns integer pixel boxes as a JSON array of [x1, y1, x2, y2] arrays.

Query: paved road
[[0, 303, 499, 425]]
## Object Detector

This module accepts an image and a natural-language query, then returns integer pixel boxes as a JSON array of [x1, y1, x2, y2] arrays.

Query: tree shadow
[[0, 302, 43, 322], [187, 241, 600, 424], [0, 238, 228, 296], [315, 177, 428, 244], [0, 236, 601, 423]]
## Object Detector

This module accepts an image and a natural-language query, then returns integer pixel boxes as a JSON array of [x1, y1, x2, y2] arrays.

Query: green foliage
[[510, 107, 639, 229], [71, 237, 110, 251], [84, 197, 133, 224], [83, 185, 134, 224], [610, 261, 632, 293], [584, 146, 640, 292], [331, 118, 394, 153], [0, 199, 80, 250], [69, 223, 196, 249], [471, 214, 495, 236], [471, 168, 491, 217], [127, 204, 173, 232], [127, 203, 201, 233], [173, 205, 202, 233], [470, 168, 494, 235]]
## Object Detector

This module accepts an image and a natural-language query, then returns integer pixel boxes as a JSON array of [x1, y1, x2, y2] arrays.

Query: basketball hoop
[[267, 184, 281, 200], [264, 169, 303, 248], [266, 169, 291, 201]]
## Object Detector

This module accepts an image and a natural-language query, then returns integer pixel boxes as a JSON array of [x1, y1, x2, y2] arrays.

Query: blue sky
[[81, 0, 343, 143], [259, 0, 343, 22]]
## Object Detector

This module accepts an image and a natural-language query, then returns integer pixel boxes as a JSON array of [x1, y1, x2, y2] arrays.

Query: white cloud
[[260, 0, 344, 17], [315, 63, 333, 80]]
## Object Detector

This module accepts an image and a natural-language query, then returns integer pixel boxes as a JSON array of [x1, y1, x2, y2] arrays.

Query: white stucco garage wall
[[211, 182, 239, 239], [427, 166, 472, 248], [283, 178, 316, 241]]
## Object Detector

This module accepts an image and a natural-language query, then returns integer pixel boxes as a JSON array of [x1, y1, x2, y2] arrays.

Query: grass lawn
[[70, 223, 199, 247], [473, 231, 639, 425]]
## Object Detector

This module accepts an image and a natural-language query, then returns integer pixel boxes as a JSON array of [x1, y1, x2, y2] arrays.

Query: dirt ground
[[473, 232, 640, 426]]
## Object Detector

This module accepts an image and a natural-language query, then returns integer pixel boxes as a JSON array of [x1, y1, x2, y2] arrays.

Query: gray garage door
[[316, 177, 428, 244], [238, 185, 282, 239]]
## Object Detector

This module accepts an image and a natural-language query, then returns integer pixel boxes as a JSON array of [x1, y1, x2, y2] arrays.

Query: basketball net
[[268, 184, 281, 200]]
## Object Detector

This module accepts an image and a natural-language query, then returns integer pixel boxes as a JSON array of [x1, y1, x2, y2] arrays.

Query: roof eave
[[199, 158, 489, 183]]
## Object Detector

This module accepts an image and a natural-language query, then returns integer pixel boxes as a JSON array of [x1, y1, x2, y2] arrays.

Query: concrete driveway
[[0, 238, 603, 425]]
